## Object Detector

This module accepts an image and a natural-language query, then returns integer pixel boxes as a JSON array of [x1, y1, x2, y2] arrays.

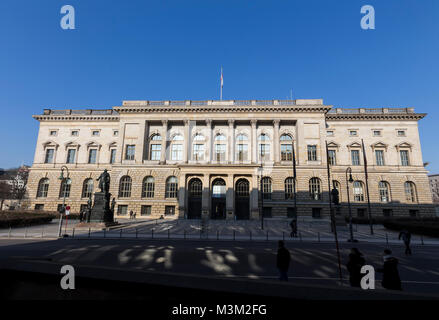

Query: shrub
[[0, 210, 57, 228]]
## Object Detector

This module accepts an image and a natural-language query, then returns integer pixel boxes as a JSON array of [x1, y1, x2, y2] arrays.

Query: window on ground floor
[[409, 209, 419, 217], [262, 207, 272, 218], [141, 205, 152, 216], [34, 204, 44, 210], [383, 209, 393, 217], [165, 206, 175, 216], [312, 208, 321, 218], [357, 208, 366, 217], [117, 205, 128, 216]]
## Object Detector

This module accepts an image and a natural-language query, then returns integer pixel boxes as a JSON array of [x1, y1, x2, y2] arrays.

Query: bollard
[[168, 229, 170, 239], [318, 232, 320, 242], [136, 228, 138, 239], [266, 230, 268, 241], [217, 230, 219, 241], [299, 231, 302, 241], [386, 233, 389, 245], [250, 231, 252, 241], [41, 226, 44, 238], [24, 227, 27, 238], [152, 229, 154, 239], [120, 229, 122, 238], [104, 229, 106, 238], [72, 228, 75, 238], [233, 230, 235, 241], [88, 228, 91, 238], [8, 227, 11, 238], [184, 229, 186, 240], [282, 232, 285, 241], [200, 229, 202, 239], [421, 235, 424, 245]]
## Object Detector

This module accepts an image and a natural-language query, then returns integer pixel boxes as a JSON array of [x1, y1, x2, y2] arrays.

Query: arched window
[[309, 178, 321, 200], [236, 134, 249, 161], [166, 176, 178, 198], [59, 178, 72, 198], [353, 181, 365, 202], [378, 181, 390, 203], [119, 176, 132, 198], [280, 134, 293, 161], [37, 178, 49, 198], [149, 134, 162, 161], [82, 178, 94, 198], [236, 179, 249, 198], [142, 176, 155, 198], [332, 180, 341, 202], [258, 134, 271, 161], [214, 134, 226, 162], [171, 134, 183, 161], [189, 178, 202, 197], [404, 181, 417, 203], [261, 177, 272, 200], [192, 134, 205, 161], [285, 177, 294, 200]]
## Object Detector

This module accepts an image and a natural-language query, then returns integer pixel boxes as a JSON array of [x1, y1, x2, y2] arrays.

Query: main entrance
[[188, 178, 202, 219], [211, 178, 226, 219], [235, 178, 250, 220]]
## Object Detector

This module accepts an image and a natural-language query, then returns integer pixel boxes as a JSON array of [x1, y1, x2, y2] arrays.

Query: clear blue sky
[[1, 0, 438, 172]]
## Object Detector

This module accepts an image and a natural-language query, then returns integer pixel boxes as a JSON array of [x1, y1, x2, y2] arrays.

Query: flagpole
[[220, 67, 223, 101]]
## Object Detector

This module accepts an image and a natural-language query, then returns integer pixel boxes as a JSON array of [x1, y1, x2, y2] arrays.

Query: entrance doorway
[[188, 178, 202, 219], [235, 178, 250, 220], [211, 178, 226, 219]]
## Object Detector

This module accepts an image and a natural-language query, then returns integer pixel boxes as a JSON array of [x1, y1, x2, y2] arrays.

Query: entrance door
[[235, 179, 250, 220], [211, 178, 226, 219], [188, 178, 202, 219]]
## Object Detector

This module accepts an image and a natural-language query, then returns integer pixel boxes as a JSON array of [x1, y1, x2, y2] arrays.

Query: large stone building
[[26, 99, 434, 219]]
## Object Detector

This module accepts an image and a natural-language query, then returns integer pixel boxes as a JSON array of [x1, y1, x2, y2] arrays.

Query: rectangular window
[[110, 149, 117, 164], [66, 149, 76, 164], [88, 149, 97, 164], [373, 130, 381, 136], [262, 207, 272, 218], [80, 204, 88, 213], [351, 150, 360, 166], [171, 144, 183, 161], [50, 130, 57, 136], [281, 144, 293, 161], [383, 209, 393, 217], [92, 130, 100, 136], [113, 130, 119, 136], [71, 130, 79, 136], [117, 205, 128, 216], [349, 130, 358, 137], [409, 210, 418, 217], [357, 208, 366, 217], [45, 149, 54, 163], [165, 206, 175, 216], [236, 144, 248, 161], [35, 204, 44, 210], [326, 131, 334, 136], [193, 144, 204, 161], [397, 130, 406, 137], [125, 145, 135, 160], [150, 144, 161, 161], [57, 204, 65, 213], [328, 150, 336, 165], [259, 144, 270, 161], [215, 144, 226, 162], [141, 205, 152, 216], [375, 150, 384, 166], [400, 150, 409, 166], [312, 208, 321, 218], [307, 145, 317, 161]]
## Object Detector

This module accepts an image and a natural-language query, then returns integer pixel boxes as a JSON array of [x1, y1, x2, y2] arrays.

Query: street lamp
[[259, 146, 264, 230], [345, 167, 357, 242], [58, 165, 70, 237]]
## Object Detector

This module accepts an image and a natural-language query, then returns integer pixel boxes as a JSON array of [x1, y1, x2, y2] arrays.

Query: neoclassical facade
[[26, 99, 434, 219]]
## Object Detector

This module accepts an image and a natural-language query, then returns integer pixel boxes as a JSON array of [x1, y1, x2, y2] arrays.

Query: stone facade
[[26, 99, 434, 219]]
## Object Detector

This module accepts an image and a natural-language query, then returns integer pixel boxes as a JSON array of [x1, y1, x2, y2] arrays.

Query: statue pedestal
[[89, 192, 114, 223]]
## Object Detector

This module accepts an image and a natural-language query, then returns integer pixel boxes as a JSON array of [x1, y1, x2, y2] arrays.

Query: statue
[[96, 169, 110, 194]]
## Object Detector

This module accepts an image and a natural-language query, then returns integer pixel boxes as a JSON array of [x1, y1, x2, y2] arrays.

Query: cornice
[[32, 115, 120, 122], [325, 113, 426, 121]]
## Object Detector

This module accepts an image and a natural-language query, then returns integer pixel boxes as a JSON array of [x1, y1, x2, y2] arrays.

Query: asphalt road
[[1, 238, 438, 296]]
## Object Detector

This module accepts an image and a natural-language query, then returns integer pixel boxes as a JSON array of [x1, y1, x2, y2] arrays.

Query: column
[[273, 120, 280, 164], [251, 120, 257, 163], [136, 120, 147, 164], [160, 120, 168, 164], [250, 174, 260, 219], [206, 120, 212, 163], [201, 175, 210, 218], [183, 120, 190, 163], [178, 173, 186, 218], [228, 119, 235, 164]]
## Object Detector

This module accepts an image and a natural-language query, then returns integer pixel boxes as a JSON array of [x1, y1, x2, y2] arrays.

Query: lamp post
[[260, 146, 264, 230], [345, 167, 356, 242], [58, 165, 70, 237]]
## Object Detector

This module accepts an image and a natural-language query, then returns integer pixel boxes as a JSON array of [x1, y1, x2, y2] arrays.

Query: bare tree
[[0, 181, 12, 211]]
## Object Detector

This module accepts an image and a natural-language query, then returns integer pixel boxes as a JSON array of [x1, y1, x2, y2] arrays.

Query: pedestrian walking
[[346, 248, 366, 287], [129, 210, 133, 219], [133, 212, 137, 219], [79, 210, 84, 222], [276, 240, 291, 281], [398, 229, 412, 255], [377, 249, 402, 291], [289, 219, 297, 238]]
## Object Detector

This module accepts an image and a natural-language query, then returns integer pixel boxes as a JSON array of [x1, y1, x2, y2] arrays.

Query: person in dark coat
[[377, 249, 402, 291], [289, 219, 297, 238], [276, 240, 291, 281], [398, 229, 412, 255], [346, 248, 366, 287]]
